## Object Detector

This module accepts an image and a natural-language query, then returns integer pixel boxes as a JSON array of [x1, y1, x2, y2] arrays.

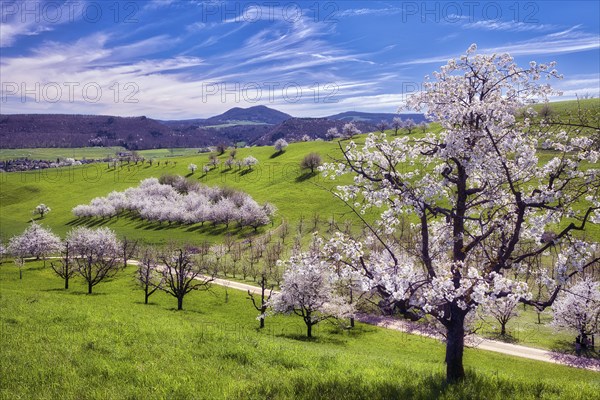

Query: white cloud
[[401, 27, 599, 65], [0, 9, 391, 119], [0, 0, 87, 47], [461, 20, 557, 32], [337, 7, 404, 18]]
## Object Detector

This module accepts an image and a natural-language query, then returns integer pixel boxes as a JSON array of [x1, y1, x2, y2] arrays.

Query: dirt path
[[127, 259, 599, 371], [356, 314, 600, 372]]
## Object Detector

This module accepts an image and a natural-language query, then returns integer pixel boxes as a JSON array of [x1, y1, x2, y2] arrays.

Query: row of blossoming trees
[[4, 221, 598, 348], [72, 175, 276, 230]]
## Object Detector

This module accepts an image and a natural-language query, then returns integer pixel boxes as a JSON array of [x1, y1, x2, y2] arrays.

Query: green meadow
[[0, 146, 127, 161], [0, 139, 360, 244], [1, 261, 598, 400], [1, 99, 599, 399]]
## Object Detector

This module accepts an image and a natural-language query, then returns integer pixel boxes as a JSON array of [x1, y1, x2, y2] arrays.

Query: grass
[[0, 140, 360, 244], [1, 261, 599, 400], [0, 147, 127, 161], [476, 307, 579, 351], [0, 147, 211, 161], [0, 98, 598, 362], [537, 98, 600, 115]]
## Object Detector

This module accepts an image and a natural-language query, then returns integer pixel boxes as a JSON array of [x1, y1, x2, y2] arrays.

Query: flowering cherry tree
[[67, 227, 122, 294], [188, 163, 197, 174], [274, 138, 289, 153], [33, 203, 51, 219], [391, 117, 403, 135], [271, 250, 354, 337], [242, 156, 258, 170], [552, 278, 600, 349], [321, 45, 599, 382], [482, 296, 520, 336], [326, 127, 341, 140], [8, 222, 61, 269], [376, 120, 388, 133], [341, 122, 361, 140], [401, 118, 416, 134]]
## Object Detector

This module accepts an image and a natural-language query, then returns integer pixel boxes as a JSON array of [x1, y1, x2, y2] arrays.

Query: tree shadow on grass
[[548, 347, 600, 369], [165, 307, 206, 315], [550, 339, 600, 358], [133, 301, 160, 306], [484, 332, 519, 344], [269, 151, 284, 159], [43, 288, 70, 292], [68, 291, 108, 296], [185, 224, 239, 236], [275, 332, 347, 346], [328, 323, 377, 338], [295, 171, 317, 182], [26, 263, 46, 271], [66, 218, 91, 226], [549, 339, 578, 354], [68, 218, 113, 228]]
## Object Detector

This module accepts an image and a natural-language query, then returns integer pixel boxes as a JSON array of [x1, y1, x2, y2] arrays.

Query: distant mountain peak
[[206, 105, 292, 125]]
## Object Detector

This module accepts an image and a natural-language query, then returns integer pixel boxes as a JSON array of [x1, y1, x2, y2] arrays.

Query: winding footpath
[[127, 259, 599, 371], [208, 274, 600, 372]]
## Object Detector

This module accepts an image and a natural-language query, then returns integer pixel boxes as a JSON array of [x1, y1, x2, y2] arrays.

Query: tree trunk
[[259, 317, 265, 329], [88, 281, 93, 294], [19, 269, 22, 280], [350, 317, 355, 328], [500, 322, 506, 336], [445, 314, 466, 382], [305, 311, 313, 338], [177, 296, 183, 310], [144, 290, 149, 304], [64, 276, 69, 290]]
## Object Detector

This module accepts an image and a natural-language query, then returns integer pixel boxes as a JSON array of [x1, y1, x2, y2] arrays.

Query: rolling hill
[[0, 114, 220, 150], [0, 107, 426, 149]]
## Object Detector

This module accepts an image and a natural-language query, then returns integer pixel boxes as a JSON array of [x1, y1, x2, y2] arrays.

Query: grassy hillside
[[1, 262, 598, 400], [537, 98, 600, 114], [0, 139, 360, 244], [0, 147, 127, 161], [1, 124, 599, 244]]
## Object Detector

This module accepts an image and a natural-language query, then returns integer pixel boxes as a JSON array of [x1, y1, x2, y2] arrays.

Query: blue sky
[[1, 0, 598, 119]]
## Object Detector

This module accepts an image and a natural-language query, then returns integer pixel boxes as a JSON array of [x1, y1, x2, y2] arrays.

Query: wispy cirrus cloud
[[2, 1, 597, 118], [0, 5, 390, 119], [337, 7, 404, 18], [400, 26, 600, 65], [461, 20, 558, 32], [0, 0, 88, 47]]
